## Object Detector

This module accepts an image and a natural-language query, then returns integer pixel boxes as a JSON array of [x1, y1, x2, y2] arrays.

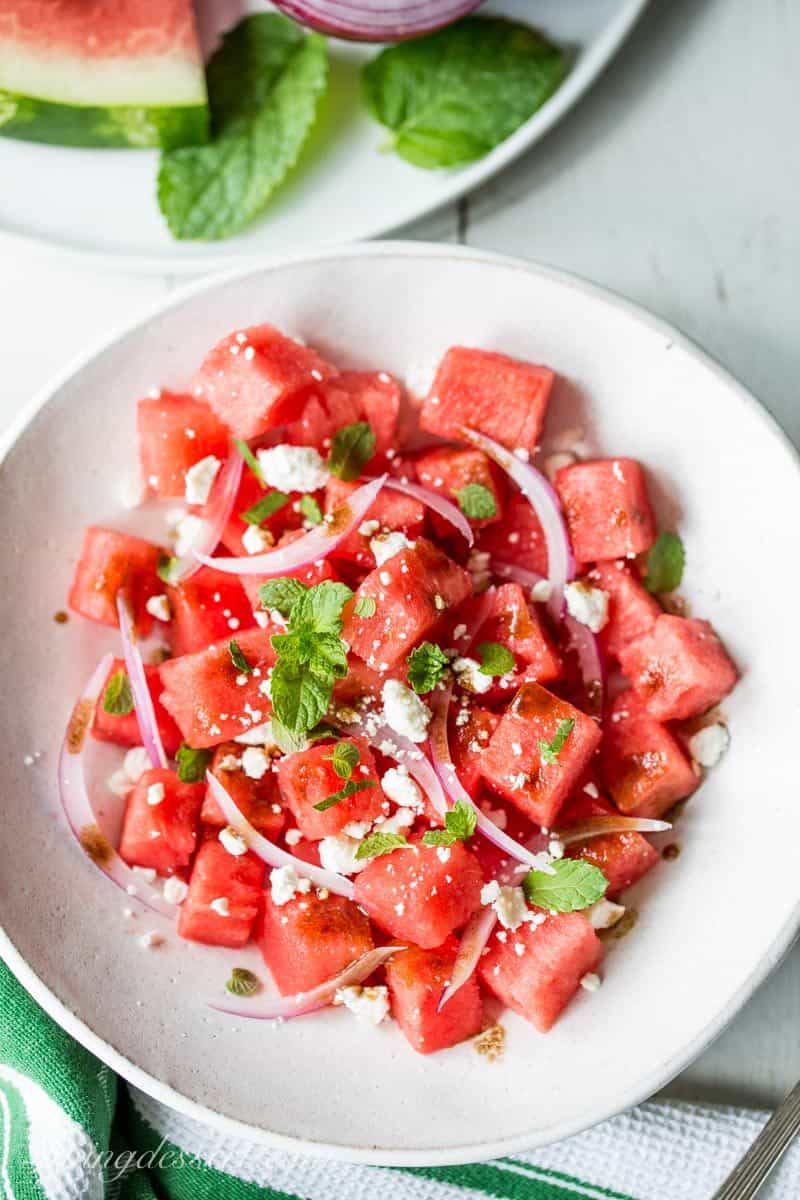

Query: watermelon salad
[[61, 326, 738, 1054]]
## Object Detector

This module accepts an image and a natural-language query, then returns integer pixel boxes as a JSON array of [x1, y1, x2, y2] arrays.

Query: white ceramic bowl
[[1, 244, 798, 1165]]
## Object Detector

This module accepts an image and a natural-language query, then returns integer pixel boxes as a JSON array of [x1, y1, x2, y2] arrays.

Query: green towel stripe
[[499, 1158, 635, 1200], [402, 1160, 632, 1200], [0, 1077, 46, 1200]]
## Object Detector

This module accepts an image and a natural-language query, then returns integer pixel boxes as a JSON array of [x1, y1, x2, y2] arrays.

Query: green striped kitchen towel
[[0, 959, 795, 1200]]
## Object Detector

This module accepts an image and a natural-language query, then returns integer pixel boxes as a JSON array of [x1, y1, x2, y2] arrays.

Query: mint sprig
[[422, 799, 476, 847], [538, 718, 575, 767], [456, 483, 497, 520], [299, 494, 322, 525], [102, 670, 134, 716], [176, 744, 213, 784], [522, 858, 607, 913], [269, 580, 354, 735], [354, 595, 377, 618], [407, 642, 450, 694], [241, 490, 289, 525], [326, 740, 360, 780], [229, 639, 252, 674], [258, 577, 308, 618], [327, 422, 376, 482], [644, 531, 685, 594], [234, 438, 265, 486], [476, 641, 515, 677], [314, 779, 374, 812], [355, 831, 408, 860]]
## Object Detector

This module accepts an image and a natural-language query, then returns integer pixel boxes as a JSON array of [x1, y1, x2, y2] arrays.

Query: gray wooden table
[[1, 0, 797, 1109]]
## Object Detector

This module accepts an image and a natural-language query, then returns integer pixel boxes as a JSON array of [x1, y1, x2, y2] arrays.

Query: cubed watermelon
[[479, 682, 602, 828], [343, 371, 402, 458], [479, 910, 604, 1032], [478, 582, 562, 685], [600, 693, 698, 818], [68, 526, 164, 636], [177, 838, 264, 947], [137, 391, 230, 499], [287, 371, 402, 459], [420, 347, 554, 457], [92, 656, 182, 756], [588, 560, 661, 660], [195, 325, 338, 440], [118, 768, 204, 874], [275, 737, 385, 840], [477, 491, 549, 577], [559, 793, 660, 898], [555, 458, 656, 562], [219, 469, 303, 556], [343, 538, 472, 667], [353, 839, 483, 949], [451, 705, 499, 792], [386, 937, 483, 1054], [415, 446, 504, 531], [158, 627, 277, 748], [200, 743, 284, 838], [618, 615, 738, 721], [324, 476, 425, 571], [167, 567, 256, 655], [257, 890, 373, 994]]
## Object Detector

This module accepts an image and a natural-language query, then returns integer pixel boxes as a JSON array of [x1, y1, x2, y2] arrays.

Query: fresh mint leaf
[[268, 580, 354, 734], [522, 858, 607, 913], [258, 577, 308, 619], [354, 595, 377, 618], [407, 642, 450, 694], [325, 740, 360, 780], [176, 743, 213, 784], [270, 657, 335, 735], [158, 15, 328, 240], [327, 422, 376, 482], [228, 639, 252, 674], [644, 531, 685, 594], [456, 483, 497, 520], [422, 799, 476, 847], [271, 717, 335, 755], [314, 778, 374, 812], [363, 17, 565, 169], [157, 554, 180, 584], [355, 831, 408, 860], [290, 580, 353, 635], [225, 967, 260, 997], [234, 438, 265, 486], [538, 718, 575, 767], [102, 670, 133, 716], [476, 641, 515, 677], [241, 490, 289, 525], [299, 494, 322, 525]]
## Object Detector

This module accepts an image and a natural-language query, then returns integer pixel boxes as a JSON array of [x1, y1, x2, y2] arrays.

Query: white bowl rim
[[1, 240, 798, 1166]]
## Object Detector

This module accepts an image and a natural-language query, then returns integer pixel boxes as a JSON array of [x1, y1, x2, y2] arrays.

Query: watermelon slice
[[0, 1, 209, 149]]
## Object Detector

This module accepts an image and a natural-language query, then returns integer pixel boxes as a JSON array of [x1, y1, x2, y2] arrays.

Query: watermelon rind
[[0, 89, 207, 149]]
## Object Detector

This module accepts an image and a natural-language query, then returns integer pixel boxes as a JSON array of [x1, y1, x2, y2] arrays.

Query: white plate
[[0, 0, 647, 273], [1, 243, 798, 1165]]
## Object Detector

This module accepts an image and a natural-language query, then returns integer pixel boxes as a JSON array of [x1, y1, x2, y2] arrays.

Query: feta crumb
[[381, 766, 423, 811], [343, 821, 372, 839], [123, 747, 151, 783], [241, 746, 269, 780], [334, 984, 390, 1025], [481, 880, 501, 906], [511, 742, 522, 757], [257, 444, 328, 493], [234, 721, 276, 748], [219, 826, 248, 857], [242, 524, 274, 555], [493, 885, 530, 931], [138, 931, 163, 949], [382, 680, 432, 744], [359, 519, 380, 536], [371, 531, 415, 566], [270, 865, 312, 905], [688, 723, 730, 768], [548, 838, 565, 860], [375, 807, 416, 836], [319, 834, 369, 875], [210, 897, 230, 917], [173, 513, 205, 557], [564, 580, 609, 633], [583, 781, 600, 798], [433, 593, 446, 611], [379, 570, 392, 586], [145, 593, 171, 623], [146, 782, 165, 807], [436, 847, 451, 864], [185, 455, 221, 505], [580, 972, 602, 993], [453, 623, 468, 640], [452, 656, 492, 695], [163, 877, 188, 905], [285, 828, 303, 847], [530, 579, 553, 604], [587, 898, 626, 930]]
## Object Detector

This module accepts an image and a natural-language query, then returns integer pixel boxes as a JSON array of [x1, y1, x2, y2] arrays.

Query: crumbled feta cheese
[[375, 807, 416, 836], [335, 984, 390, 1025], [688, 723, 730, 768], [583, 781, 600, 798], [234, 721, 276, 748], [436, 846, 451, 863], [257, 444, 328, 493], [173, 514, 205, 557], [185, 455, 221, 505], [587, 898, 626, 930], [370, 531, 415, 566], [452, 656, 492, 695], [123, 746, 151, 783], [285, 828, 302, 846], [580, 972, 602, 993], [493, 886, 530, 931], [138, 931, 163, 949], [358, 519, 380, 536], [145, 593, 171, 623], [564, 580, 609, 633], [319, 835, 368, 875], [163, 877, 188, 905], [381, 766, 423, 811], [270, 865, 311, 905], [219, 826, 248, 857], [481, 880, 501, 906], [343, 821, 372, 839], [548, 838, 565, 860], [145, 782, 165, 807], [379, 570, 392, 586], [210, 896, 230, 917], [382, 680, 432, 744], [433, 593, 446, 611], [242, 524, 274, 555], [218, 754, 241, 772], [530, 579, 553, 604], [241, 746, 269, 780]]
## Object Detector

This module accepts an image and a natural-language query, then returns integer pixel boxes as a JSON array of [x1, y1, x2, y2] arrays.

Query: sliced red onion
[[116, 591, 168, 770], [210, 944, 403, 1021], [558, 815, 672, 845], [271, 0, 480, 41], [437, 904, 497, 1012], [196, 475, 387, 576], [206, 771, 354, 899], [383, 478, 474, 546], [341, 715, 448, 821], [490, 559, 548, 594], [58, 654, 177, 919], [170, 451, 243, 583], [461, 428, 574, 620], [564, 613, 605, 718]]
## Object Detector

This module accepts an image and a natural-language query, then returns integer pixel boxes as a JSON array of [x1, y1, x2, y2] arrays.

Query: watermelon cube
[[479, 910, 604, 1032], [618, 615, 738, 721], [559, 793, 660, 898], [479, 682, 602, 828], [477, 492, 548, 577], [287, 371, 402, 459], [415, 446, 504, 531], [555, 458, 657, 562], [158, 627, 277, 748], [353, 840, 483, 949], [201, 743, 284, 838], [451, 705, 499, 792], [177, 839, 264, 948], [324, 476, 425, 571], [137, 391, 230, 499], [386, 937, 483, 1054], [478, 582, 562, 685], [219, 469, 303, 555], [600, 693, 698, 818], [343, 538, 472, 667], [588, 560, 661, 660], [257, 891, 373, 994], [167, 567, 256, 655], [275, 737, 385, 840], [343, 371, 402, 458], [195, 324, 338, 440], [92, 656, 182, 757], [118, 768, 204, 875], [420, 347, 554, 457], [68, 526, 164, 636]]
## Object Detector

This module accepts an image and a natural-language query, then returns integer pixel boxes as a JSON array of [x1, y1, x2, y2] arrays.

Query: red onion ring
[[116, 591, 168, 770], [558, 815, 671, 845], [58, 654, 178, 919], [196, 475, 387, 576], [210, 944, 403, 1021], [271, 0, 480, 41], [383, 478, 474, 546], [461, 427, 574, 620], [171, 451, 243, 583], [206, 771, 355, 899]]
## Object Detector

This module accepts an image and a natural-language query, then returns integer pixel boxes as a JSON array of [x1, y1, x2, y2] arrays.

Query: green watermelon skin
[[0, 90, 207, 148]]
